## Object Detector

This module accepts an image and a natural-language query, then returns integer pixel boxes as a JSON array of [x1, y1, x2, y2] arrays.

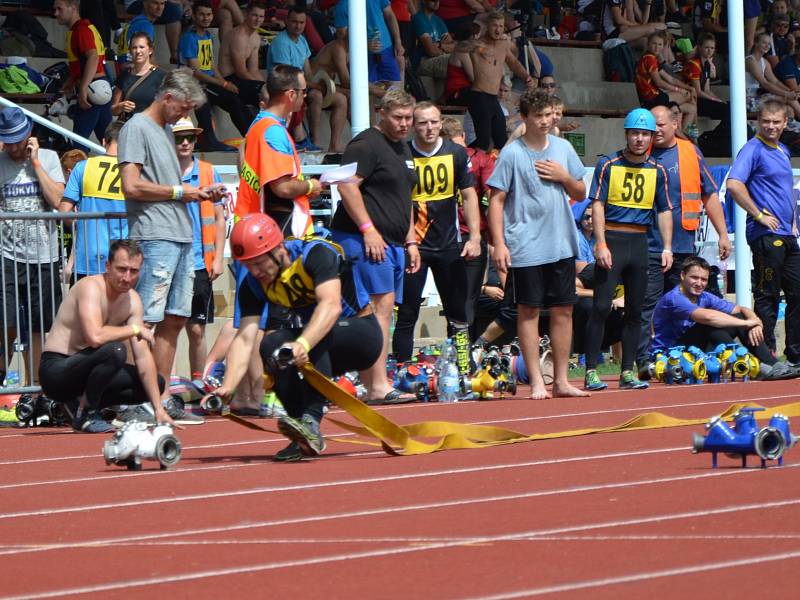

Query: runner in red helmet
[[213, 214, 383, 462]]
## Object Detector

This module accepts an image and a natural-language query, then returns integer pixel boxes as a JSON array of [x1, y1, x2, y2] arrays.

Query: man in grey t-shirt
[[0, 108, 65, 384], [487, 90, 589, 401], [119, 69, 224, 421]]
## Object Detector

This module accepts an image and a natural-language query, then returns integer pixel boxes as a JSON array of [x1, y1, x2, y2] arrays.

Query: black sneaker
[[273, 441, 304, 462], [73, 410, 115, 433], [112, 404, 157, 427], [277, 414, 326, 456], [163, 396, 205, 425]]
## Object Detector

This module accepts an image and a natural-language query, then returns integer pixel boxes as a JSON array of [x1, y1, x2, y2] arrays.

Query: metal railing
[[0, 211, 126, 395]]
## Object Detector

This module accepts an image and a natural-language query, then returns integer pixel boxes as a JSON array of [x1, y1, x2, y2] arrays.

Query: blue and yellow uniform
[[62, 155, 128, 276]]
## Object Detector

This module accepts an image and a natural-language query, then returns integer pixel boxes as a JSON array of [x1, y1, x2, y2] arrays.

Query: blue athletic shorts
[[332, 231, 405, 302], [368, 46, 402, 83], [744, 0, 761, 18]]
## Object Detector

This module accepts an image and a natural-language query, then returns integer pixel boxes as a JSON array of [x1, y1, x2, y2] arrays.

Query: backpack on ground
[[602, 39, 636, 82]]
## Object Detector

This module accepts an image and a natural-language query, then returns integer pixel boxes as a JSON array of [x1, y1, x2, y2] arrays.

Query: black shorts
[[189, 268, 215, 324], [507, 257, 576, 308], [0, 259, 62, 335], [641, 91, 671, 110]]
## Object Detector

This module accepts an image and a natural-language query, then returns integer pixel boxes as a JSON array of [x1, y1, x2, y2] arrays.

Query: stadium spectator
[[766, 13, 794, 68], [441, 22, 479, 105], [682, 32, 729, 121], [744, 0, 764, 56], [391, 0, 416, 61], [172, 118, 226, 379], [330, 90, 420, 405], [59, 122, 128, 278], [59, 149, 87, 180], [636, 105, 731, 374], [650, 256, 797, 379], [467, 12, 533, 151], [219, 2, 267, 111], [180, 0, 250, 150], [212, 214, 383, 461], [437, 0, 489, 34], [746, 32, 800, 118], [392, 102, 480, 374], [698, 0, 728, 56], [266, 5, 329, 152], [79, 0, 120, 57], [54, 0, 112, 151], [308, 36, 358, 152], [118, 69, 222, 426], [209, 0, 245, 42], [124, 0, 182, 64], [441, 116, 494, 338], [602, 0, 667, 47], [727, 98, 800, 364], [573, 199, 595, 272], [488, 90, 588, 399], [235, 67, 323, 237], [39, 240, 175, 433], [776, 40, 800, 96], [0, 108, 65, 385], [112, 32, 166, 120], [334, 0, 405, 89], [583, 108, 673, 391], [635, 32, 698, 139], [412, 0, 454, 77]]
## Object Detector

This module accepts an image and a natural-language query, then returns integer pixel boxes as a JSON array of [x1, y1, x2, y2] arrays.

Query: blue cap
[[571, 199, 591, 225], [0, 107, 32, 144], [623, 108, 657, 132]]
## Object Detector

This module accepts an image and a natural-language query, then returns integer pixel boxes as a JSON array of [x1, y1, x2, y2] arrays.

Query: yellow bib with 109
[[412, 155, 455, 202]]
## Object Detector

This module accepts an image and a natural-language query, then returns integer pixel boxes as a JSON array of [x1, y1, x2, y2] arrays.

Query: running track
[[2, 380, 799, 599]]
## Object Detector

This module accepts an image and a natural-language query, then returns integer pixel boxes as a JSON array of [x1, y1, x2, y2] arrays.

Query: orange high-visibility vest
[[675, 137, 702, 231], [197, 159, 217, 273], [236, 115, 312, 238]]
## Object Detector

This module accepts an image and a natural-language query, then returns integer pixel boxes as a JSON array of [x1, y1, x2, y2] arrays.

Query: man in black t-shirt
[[392, 102, 481, 375], [331, 89, 420, 405], [213, 214, 382, 462]]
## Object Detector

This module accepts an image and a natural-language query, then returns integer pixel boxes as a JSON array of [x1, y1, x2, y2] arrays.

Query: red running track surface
[[1, 379, 800, 599]]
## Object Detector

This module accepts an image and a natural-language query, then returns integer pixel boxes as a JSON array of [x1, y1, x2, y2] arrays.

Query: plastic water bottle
[[717, 259, 727, 296], [437, 361, 460, 403]]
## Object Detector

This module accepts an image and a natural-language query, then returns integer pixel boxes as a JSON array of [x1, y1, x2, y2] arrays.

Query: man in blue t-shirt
[[179, 0, 251, 147], [774, 44, 800, 91], [60, 122, 128, 278], [727, 98, 800, 363], [637, 105, 731, 375], [173, 117, 226, 378], [651, 256, 797, 379], [335, 0, 404, 86]]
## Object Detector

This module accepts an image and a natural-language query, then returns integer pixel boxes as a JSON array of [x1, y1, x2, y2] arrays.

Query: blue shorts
[[332, 231, 405, 302], [369, 46, 402, 83], [744, 0, 761, 18], [136, 240, 195, 322], [127, 0, 182, 24]]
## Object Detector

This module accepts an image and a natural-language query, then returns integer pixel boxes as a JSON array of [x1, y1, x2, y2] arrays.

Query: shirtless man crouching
[[39, 240, 175, 433]]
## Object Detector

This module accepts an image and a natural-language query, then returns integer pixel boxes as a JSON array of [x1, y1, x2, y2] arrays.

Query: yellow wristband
[[296, 336, 311, 352], [306, 179, 314, 195], [755, 211, 763, 222], [131, 324, 141, 339]]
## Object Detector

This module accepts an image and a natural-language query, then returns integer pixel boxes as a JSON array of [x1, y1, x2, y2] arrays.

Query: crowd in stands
[[2, 1, 800, 451]]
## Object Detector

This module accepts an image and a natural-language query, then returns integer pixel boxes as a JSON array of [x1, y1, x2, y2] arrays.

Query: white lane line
[[0, 446, 689, 521], [3, 497, 800, 600], [7, 532, 799, 551], [466, 550, 800, 599], [2, 455, 798, 560], [3, 389, 795, 467]]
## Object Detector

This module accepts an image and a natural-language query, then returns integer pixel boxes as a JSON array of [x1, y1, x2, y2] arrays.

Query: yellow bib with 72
[[412, 155, 455, 202], [82, 157, 124, 200], [607, 166, 656, 210]]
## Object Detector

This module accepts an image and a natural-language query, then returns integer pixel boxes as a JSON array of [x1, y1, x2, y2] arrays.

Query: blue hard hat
[[623, 108, 657, 132]]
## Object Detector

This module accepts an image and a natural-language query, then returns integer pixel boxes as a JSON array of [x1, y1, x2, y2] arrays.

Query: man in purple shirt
[[651, 256, 797, 379], [727, 98, 800, 363]]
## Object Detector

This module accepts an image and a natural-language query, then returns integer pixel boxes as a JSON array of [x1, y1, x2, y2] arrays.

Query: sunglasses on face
[[175, 134, 196, 144], [582, 214, 592, 221]]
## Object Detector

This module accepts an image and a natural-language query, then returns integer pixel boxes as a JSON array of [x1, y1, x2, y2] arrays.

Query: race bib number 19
[[607, 166, 656, 210]]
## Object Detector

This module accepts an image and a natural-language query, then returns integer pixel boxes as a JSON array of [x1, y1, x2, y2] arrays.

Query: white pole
[[348, 0, 370, 136], [727, 0, 751, 307]]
